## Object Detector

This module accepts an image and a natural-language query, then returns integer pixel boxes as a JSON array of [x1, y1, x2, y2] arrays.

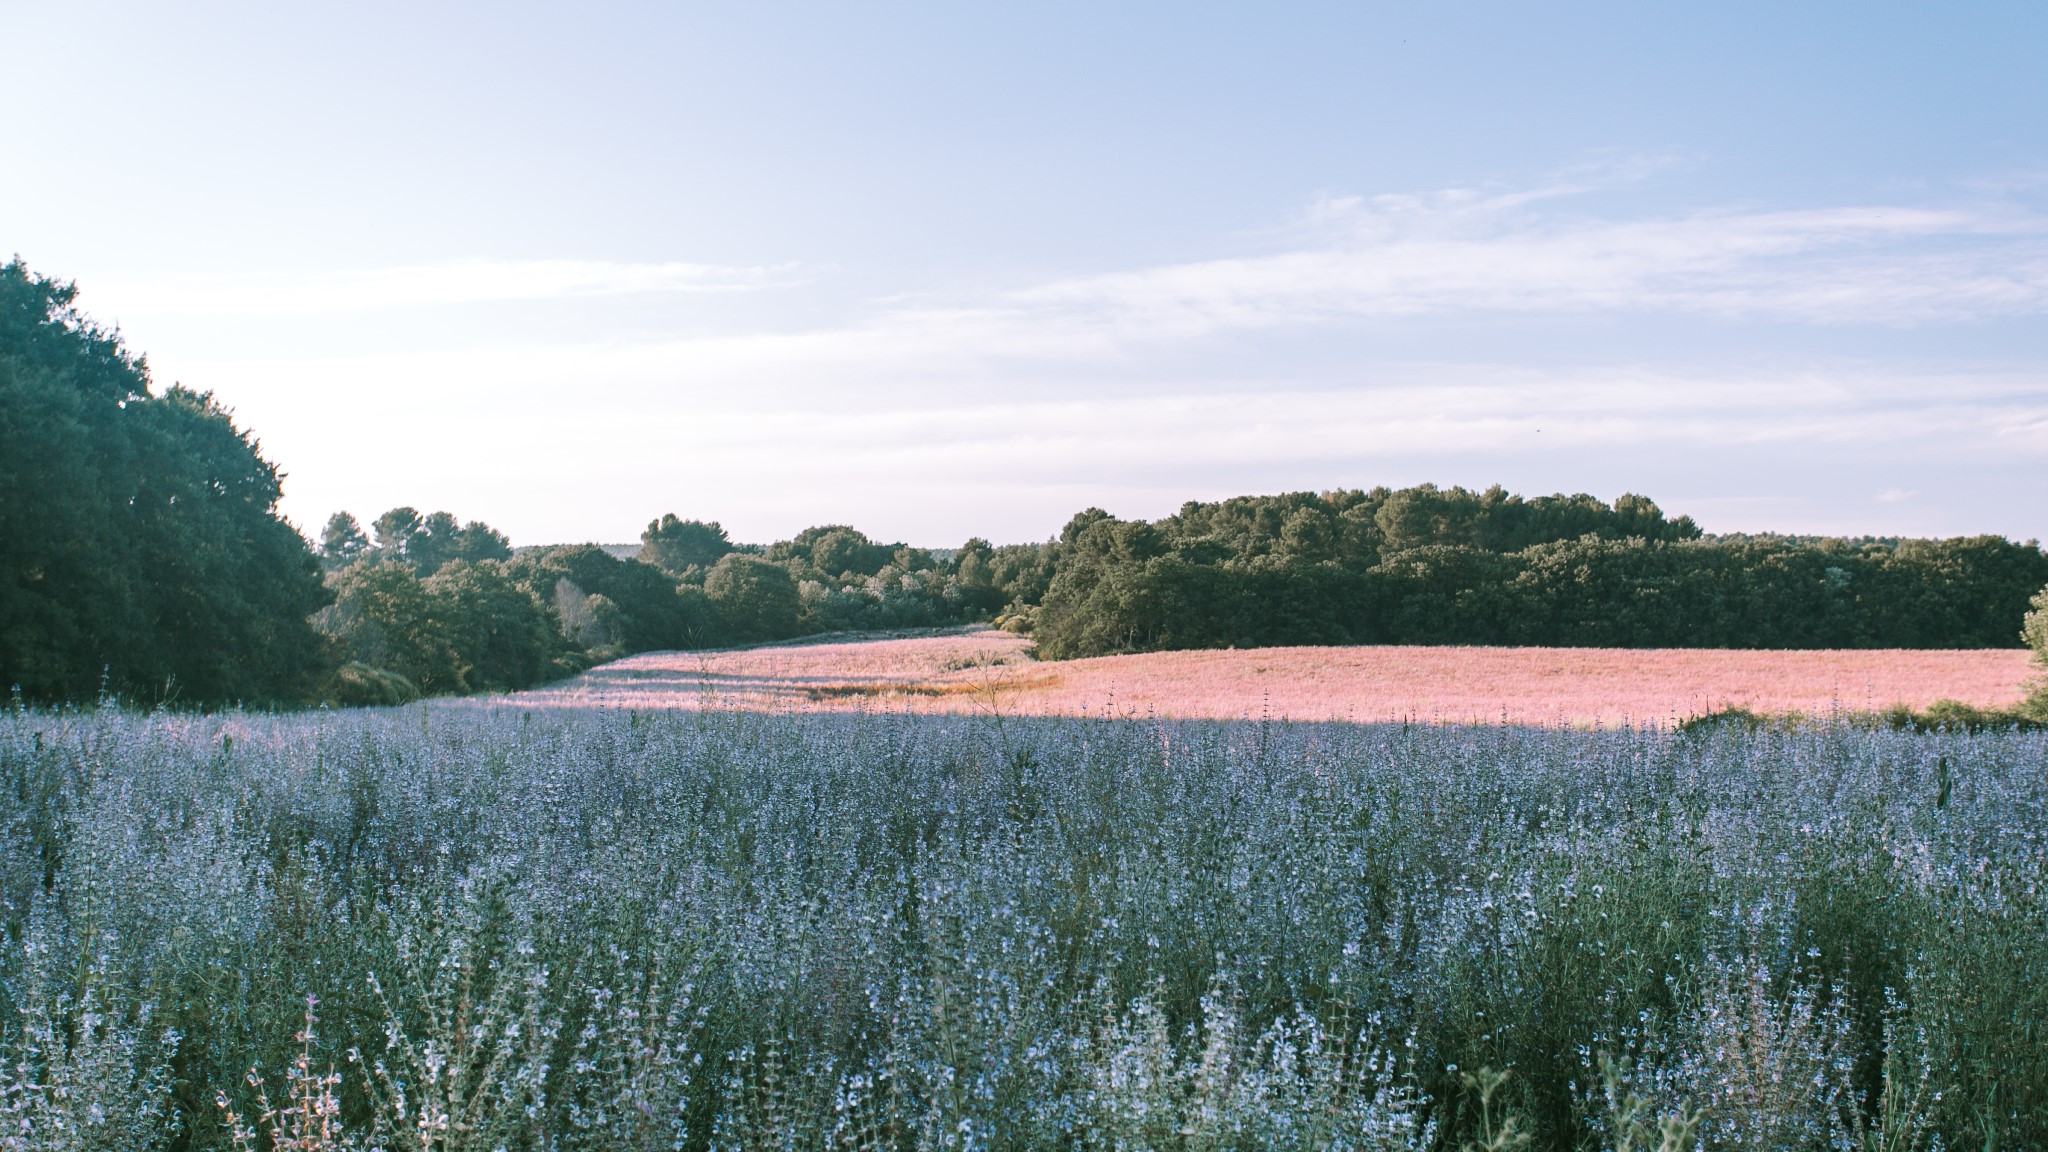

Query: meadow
[[508, 630, 2034, 726], [2, 702, 2043, 1150]]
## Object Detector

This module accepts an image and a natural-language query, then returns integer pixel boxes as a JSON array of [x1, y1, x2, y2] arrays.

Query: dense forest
[[6, 258, 2048, 706]]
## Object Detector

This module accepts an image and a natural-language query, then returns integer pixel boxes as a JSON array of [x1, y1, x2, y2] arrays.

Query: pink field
[[490, 629, 2037, 726]]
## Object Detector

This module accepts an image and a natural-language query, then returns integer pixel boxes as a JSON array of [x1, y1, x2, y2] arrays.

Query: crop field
[[503, 630, 2035, 725], [1, 704, 2043, 1150]]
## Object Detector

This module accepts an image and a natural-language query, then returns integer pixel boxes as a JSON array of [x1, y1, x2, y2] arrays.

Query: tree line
[[5, 258, 2047, 707], [307, 511, 1044, 703], [1030, 490, 2048, 658]]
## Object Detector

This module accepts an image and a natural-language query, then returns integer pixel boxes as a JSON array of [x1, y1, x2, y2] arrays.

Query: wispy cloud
[[1011, 191, 2048, 338], [99, 179, 2048, 346], [93, 259, 794, 317]]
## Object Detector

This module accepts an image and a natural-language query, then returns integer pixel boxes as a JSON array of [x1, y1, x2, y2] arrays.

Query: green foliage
[[951, 537, 1005, 615], [751, 523, 1012, 635], [315, 559, 466, 694], [1157, 485, 1698, 568], [703, 554, 803, 643], [987, 539, 1059, 610], [1031, 489, 2048, 659], [341, 506, 511, 575], [639, 514, 735, 575], [425, 559, 556, 691], [2025, 584, 2048, 721], [512, 545, 699, 657], [764, 524, 898, 577], [1876, 698, 2046, 733], [0, 260, 329, 705], [408, 510, 513, 575], [371, 506, 423, 554], [315, 557, 555, 698], [320, 512, 370, 569]]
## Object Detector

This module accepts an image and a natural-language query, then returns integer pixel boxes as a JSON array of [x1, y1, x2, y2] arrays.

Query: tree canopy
[[322, 505, 511, 574], [0, 260, 329, 705], [1029, 491, 2048, 659], [638, 514, 735, 575]]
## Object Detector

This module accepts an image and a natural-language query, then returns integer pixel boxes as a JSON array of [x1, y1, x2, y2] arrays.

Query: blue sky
[[6, 2, 2046, 546]]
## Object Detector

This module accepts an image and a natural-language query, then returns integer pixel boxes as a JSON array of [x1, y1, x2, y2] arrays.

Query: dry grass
[[486, 629, 2035, 726]]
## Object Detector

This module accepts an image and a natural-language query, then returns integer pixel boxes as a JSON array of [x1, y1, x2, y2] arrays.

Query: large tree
[[0, 260, 328, 704], [638, 513, 735, 575]]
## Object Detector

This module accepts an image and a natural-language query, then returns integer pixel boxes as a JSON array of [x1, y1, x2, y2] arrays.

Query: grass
[[0, 702, 2042, 1149]]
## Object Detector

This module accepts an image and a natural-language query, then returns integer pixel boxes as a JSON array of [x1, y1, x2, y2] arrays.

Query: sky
[[5, 1, 2046, 547]]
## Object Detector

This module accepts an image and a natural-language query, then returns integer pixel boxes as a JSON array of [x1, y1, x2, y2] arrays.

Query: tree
[[313, 555, 558, 700], [313, 559, 464, 694], [638, 514, 734, 575], [122, 387, 333, 701], [407, 510, 512, 575], [373, 506, 424, 555], [765, 525, 897, 578], [426, 560, 555, 691], [355, 506, 514, 576], [704, 554, 803, 643], [0, 259, 328, 704], [509, 545, 695, 655], [952, 537, 1004, 614], [2025, 585, 2048, 720], [1374, 484, 1485, 552], [320, 512, 370, 569]]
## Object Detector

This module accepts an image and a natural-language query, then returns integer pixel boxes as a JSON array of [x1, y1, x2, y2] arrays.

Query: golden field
[[492, 628, 2037, 725]]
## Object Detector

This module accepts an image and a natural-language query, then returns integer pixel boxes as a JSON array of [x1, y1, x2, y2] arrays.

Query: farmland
[[501, 629, 2036, 725], [2, 702, 2044, 1150]]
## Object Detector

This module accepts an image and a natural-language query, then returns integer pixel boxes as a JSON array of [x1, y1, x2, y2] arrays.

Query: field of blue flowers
[[0, 704, 2040, 1150]]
